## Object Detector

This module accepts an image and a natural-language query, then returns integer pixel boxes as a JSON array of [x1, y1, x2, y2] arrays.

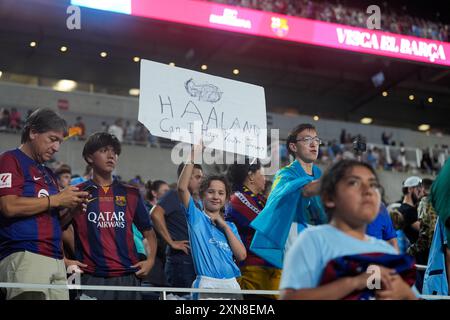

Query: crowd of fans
[[2, 107, 449, 176], [205, 0, 449, 42], [0, 107, 25, 132], [0, 107, 162, 148], [279, 128, 449, 176], [1, 0, 449, 304], [70, 117, 160, 147], [1, 109, 450, 301]]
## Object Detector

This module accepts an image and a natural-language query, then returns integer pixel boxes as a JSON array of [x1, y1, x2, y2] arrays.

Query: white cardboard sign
[[138, 59, 267, 159]]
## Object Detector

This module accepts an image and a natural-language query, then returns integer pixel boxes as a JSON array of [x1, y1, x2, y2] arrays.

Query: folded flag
[[320, 252, 416, 300]]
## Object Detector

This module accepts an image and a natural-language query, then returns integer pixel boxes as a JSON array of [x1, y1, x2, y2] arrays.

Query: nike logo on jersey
[[87, 197, 98, 203], [33, 176, 42, 181]]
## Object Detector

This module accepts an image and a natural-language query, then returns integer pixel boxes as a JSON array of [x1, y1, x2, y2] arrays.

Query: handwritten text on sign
[[138, 59, 267, 159]]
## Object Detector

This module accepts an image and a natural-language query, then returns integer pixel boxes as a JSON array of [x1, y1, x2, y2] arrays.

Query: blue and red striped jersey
[[72, 179, 152, 277], [0, 149, 62, 260]]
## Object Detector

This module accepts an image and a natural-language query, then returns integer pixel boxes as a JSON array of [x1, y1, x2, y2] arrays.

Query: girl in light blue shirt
[[280, 160, 417, 300], [178, 145, 246, 299]]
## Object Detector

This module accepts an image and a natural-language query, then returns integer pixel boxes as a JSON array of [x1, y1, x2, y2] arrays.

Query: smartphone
[[82, 185, 97, 197], [83, 184, 96, 192]]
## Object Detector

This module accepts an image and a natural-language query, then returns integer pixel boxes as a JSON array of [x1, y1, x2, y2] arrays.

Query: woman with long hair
[[226, 159, 280, 299]]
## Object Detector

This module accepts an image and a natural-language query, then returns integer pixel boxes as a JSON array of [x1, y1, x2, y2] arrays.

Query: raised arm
[[177, 145, 200, 208], [177, 162, 193, 208]]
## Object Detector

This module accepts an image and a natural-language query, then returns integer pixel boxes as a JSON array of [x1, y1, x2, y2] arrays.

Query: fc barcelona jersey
[[0, 149, 62, 260], [72, 179, 152, 276]]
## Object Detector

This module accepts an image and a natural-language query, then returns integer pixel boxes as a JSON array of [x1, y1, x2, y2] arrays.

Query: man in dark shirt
[[398, 176, 425, 245], [150, 163, 203, 289]]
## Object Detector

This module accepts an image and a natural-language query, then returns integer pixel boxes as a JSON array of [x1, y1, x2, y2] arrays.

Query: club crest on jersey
[[38, 189, 50, 198], [115, 196, 126, 206]]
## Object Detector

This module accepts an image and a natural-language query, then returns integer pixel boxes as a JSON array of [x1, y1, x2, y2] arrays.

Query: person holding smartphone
[[0, 109, 88, 300]]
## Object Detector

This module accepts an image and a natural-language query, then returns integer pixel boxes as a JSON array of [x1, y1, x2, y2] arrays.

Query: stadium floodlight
[[360, 117, 373, 124], [418, 124, 430, 131], [100, 51, 108, 58], [313, 115, 319, 121], [382, 91, 388, 97], [428, 97, 433, 103], [133, 56, 140, 62], [53, 79, 77, 92], [409, 94, 415, 101], [201, 64, 208, 70], [233, 68, 240, 75], [60, 46, 68, 53], [30, 41, 37, 47], [129, 88, 140, 96], [169, 62, 176, 67]]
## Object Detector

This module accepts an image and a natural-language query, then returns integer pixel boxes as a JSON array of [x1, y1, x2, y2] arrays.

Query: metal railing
[[0, 263, 448, 301], [0, 282, 277, 300]]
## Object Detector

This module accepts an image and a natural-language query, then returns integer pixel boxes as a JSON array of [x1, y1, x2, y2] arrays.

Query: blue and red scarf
[[226, 186, 270, 267]]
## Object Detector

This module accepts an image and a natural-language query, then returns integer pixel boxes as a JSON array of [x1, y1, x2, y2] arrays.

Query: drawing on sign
[[184, 78, 223, 103]]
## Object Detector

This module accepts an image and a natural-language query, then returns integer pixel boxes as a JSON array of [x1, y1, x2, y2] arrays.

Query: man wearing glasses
[[250, 124, 327, 269], [0, 108, 88, 300]]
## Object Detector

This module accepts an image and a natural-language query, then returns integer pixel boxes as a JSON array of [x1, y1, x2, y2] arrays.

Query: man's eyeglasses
[[295, 137, 322, 145]]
